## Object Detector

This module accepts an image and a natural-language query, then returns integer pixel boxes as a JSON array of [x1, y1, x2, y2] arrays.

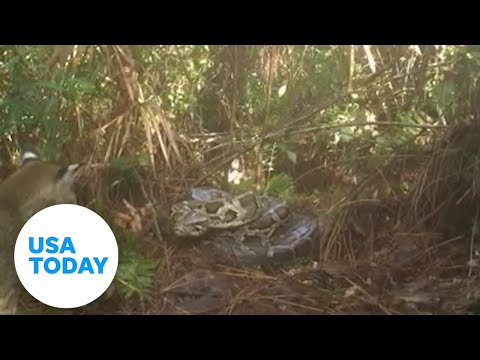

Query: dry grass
[[14, 121, 480, 316], [7, 47, 480, 316], [71, 125, 480, 315], [15, 177, 480, 315], [74, 192, 478, 315]]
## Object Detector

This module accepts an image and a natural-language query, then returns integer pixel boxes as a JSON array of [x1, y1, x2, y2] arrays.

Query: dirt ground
[[138, 239, 480, 315], [92, 200, 480, 315], [19, 246, 480, 315], [16, 193, 480, 316]]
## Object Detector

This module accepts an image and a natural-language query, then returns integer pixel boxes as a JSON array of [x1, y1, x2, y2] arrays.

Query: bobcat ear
[[21, 150, 41, 166], [56, 163, 83, 185], [20, 143, 42, 166]]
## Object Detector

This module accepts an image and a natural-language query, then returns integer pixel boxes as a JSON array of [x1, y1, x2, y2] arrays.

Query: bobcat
[[0, 150, 82, 314]]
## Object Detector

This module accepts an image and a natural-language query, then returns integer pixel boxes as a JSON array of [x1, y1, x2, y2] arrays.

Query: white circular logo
[[14, 204, 118, 309]]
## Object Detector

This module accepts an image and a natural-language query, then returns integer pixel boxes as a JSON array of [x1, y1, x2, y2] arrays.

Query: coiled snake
[[170, 187, 322, 265]]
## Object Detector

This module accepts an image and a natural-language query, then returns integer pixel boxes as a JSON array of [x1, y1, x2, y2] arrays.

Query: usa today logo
[[14, 204, 119, 309]]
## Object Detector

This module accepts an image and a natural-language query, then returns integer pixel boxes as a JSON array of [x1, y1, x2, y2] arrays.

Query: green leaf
[[34, 80, 64, 92], [110, 156, 134, 171], [286, 150, 297, 164], [72, 78, 96, 93], [116, 255, 157, 300], [266, 173, 294, 198]]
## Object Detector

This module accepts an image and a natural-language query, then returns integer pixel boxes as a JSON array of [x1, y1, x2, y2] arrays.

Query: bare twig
[[363, 45, 376, 73], [343, 277, 396, 315], [192, 88, 362, 186], [290, 121, 448, 137]]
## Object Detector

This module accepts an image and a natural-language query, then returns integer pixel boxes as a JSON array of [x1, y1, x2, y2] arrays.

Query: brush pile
[[410, 120, 480, 239]]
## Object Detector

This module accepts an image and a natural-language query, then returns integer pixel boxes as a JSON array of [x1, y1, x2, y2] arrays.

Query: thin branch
[[289, 121, 449, 136], [192, 88, 360, 186], [191, 59, 448, 186], [363, 45, 376, 73], [348, 45, 355, 91]]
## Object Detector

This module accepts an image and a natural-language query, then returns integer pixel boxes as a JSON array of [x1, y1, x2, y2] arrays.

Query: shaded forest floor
[[144, 208, 480, 315], [17, 211, 480, 315], [17, 122, 480, 315], [137, 217, 480, 315], [21, 191, 478, 316]]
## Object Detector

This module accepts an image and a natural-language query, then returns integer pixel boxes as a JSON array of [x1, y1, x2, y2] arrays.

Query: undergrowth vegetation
[[2, 45, 480, 314]]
